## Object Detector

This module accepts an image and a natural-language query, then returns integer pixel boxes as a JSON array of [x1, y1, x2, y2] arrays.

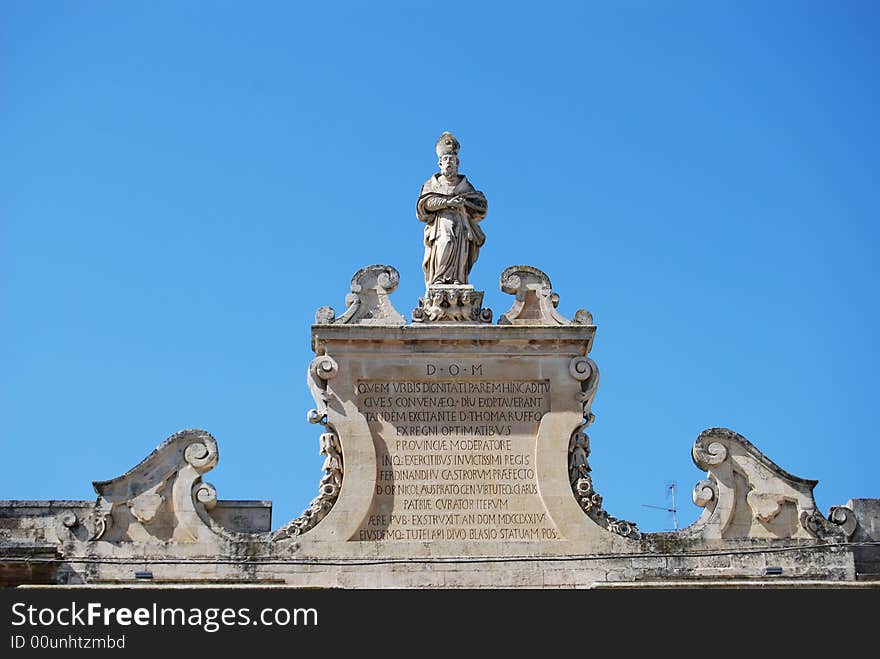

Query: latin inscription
[[353, 372, 559, 542]]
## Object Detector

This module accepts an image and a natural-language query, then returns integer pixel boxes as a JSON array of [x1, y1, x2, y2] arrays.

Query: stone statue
[[417, 132, 488, 286]]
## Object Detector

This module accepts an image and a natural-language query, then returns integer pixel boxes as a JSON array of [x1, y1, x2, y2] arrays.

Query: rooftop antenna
[[642, 482, 678, 531]]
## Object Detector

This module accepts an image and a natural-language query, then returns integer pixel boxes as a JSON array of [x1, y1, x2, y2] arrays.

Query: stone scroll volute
[[498, 265, 593, 326], [314, 264, 405, 326], [685, 427, 857, 541], [89, 429, 223, 544]]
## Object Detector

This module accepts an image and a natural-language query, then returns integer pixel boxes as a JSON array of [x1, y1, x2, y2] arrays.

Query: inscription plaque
[[352, 376, 559, 541]]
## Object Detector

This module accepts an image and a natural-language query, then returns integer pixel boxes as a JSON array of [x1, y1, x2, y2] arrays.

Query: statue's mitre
[[435, 132, 460, 157]]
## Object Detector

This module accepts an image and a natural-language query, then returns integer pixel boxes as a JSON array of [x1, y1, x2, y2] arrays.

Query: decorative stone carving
[[307, 355, 339, 425], [89, 499, 113, 541], [800, 506, 858, 540], [570, 356, 599, 426], [692, 439, 728, 467], [90, 429, 222, 543], [686, 427, 851, 540], [747, 492, 797, 523], [568, 427, 640, 540], [60, 511, 78, 528], [566, 356, 639, 540], [127, 487, 165, 525], [412, 284, 492, 323], [274, 352, 346, 541], [692, 479, 717, 508], [272, 430, 343, 541], [417, 132, 488, 287], [313, 265, 405, 326], [54, 510, 86, 542], [498, 266, 591, 326]]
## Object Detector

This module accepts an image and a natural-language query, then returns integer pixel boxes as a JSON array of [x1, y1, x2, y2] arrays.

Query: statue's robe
[[416, 174, 487, 286]]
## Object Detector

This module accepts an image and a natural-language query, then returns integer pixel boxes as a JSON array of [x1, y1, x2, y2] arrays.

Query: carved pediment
[[315, 264, 405, 326], [498, 266, 592, 326], [90, 429, 222, 543], [686, 428, 857, 541]]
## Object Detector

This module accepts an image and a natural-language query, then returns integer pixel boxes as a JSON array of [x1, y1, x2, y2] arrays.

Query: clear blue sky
[[2, 2, 878, 533]]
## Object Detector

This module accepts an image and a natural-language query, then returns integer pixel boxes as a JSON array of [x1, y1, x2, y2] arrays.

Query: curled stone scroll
[[307, 355, 339, 425], [498, 265, 591, 326], [687, 427, 858, 541], [89, 429, 222, 544], [314, 265, 405, 326]]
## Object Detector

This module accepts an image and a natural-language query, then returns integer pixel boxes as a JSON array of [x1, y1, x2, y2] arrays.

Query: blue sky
[[2, 2, 878, 533]]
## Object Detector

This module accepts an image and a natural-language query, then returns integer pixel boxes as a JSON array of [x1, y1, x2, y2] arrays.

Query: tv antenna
[[642, 482, 678, 530]]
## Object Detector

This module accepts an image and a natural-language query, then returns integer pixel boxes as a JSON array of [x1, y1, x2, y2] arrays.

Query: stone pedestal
[[412, 284, 492, 323], [268, 264, 642, 559], [292, 321, 639, 558]]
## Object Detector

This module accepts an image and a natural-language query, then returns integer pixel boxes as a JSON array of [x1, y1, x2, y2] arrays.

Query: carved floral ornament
[[272, 430, 343, 541], [566, 356, 641, 540], [412, 286, 493, 323], [274, 354, 345, 541]]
